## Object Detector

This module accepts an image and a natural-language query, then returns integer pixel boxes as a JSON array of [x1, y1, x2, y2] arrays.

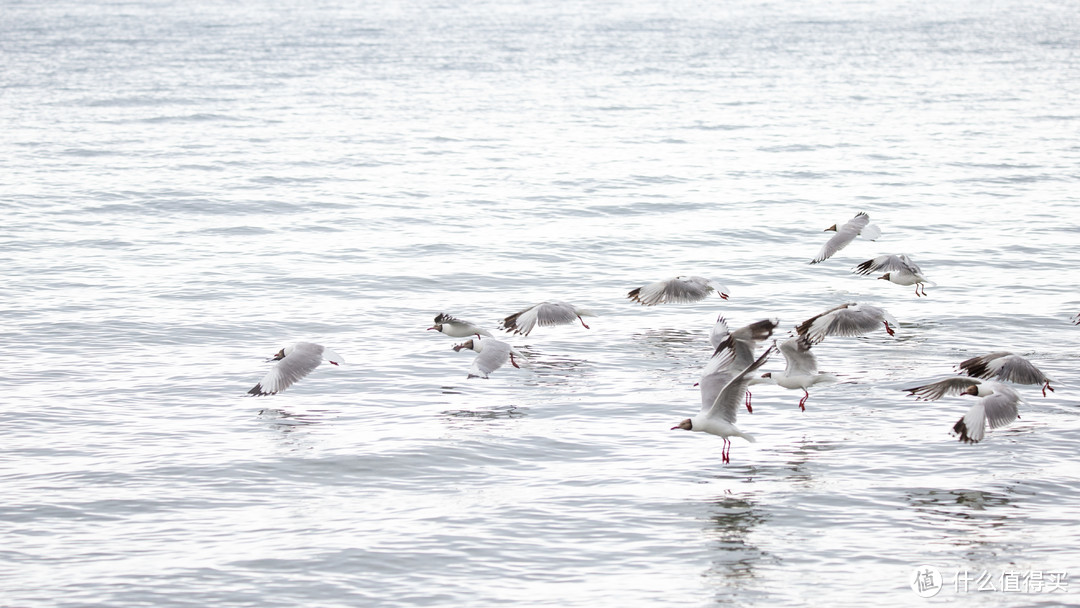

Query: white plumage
[[453, 337, 524, 379], [904, 377, 1022, 443], [627, 276, 730, 306], [810, 212, 881, 264], [500, 301, 596, 336], [672, 345, 776, 464], [796, 302, 899, 344], [428, 313, 493, 338], [248, 342, 343, 396], [853, 253, 934, 297]]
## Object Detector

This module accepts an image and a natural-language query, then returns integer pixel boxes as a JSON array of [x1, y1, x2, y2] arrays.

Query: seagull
[[500, 301, 596, 336], [903, 377, 1022, 443], [796, 302, 899, 344], [672, 345, 776, 464], [707, 316, 781, 412], [452, 337, 523, 379], [957, 352, 1055, 397], [759, 336, 838, 411], [853, 254, 934, 297], [810, 212, 882, 264], [428, 313, 493, 338], [627, 276, 730, 306], [248, 342, 343, 396]]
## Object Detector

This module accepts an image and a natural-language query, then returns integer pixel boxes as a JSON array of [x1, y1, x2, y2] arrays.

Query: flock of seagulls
[[246, 212, 1068, 463]]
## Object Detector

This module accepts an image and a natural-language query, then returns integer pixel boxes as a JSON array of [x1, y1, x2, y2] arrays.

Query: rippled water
[[3, 0, 1080, 605]]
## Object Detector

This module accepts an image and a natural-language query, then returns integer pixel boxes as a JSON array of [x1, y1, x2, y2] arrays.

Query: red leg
[[722, 438, 730, 464], [510, 353, 520, 369], [578, 316, 590, 329], [1043, 381, 1054, 396], [884, 320, 895, 336], [745, 389, 753, 413], [799, 389, 808, 411]]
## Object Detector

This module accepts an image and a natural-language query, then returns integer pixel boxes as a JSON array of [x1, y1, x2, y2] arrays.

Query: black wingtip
[[853, 259, 874, 275], [247, 384, 276, 396], [951, 417, 978, 443]]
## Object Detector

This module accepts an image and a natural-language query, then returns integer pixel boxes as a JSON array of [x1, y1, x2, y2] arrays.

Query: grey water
[[3, 0, 1080, 605]]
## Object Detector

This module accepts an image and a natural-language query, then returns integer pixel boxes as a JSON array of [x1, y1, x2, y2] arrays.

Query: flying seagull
[[248, 342, 343, 396], [810, 212, 881, 264]]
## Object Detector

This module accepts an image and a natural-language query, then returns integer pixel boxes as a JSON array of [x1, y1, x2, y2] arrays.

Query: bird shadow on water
[[905, 486, 1028, 559], [440, 404, 527, 422], [699, 492, 778, 604], [255, 408, 331, 450], [520, 355, 592, 387]]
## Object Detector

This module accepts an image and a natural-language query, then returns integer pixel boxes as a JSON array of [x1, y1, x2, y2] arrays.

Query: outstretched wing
[[779, 336, 818, 376], [903, 377, 982, 401], [703, 345, 775, 424], [628, 276, 719, 306], [853, 254, 921, 276], [248, 343, 325, 396], [810, 212, 871, 264], [959, 352, 1048, 385], [797, 302, 895, 344], [468, 339, 512, 378], [502, 302, 578, 335], [952, 388, 1021, 443]]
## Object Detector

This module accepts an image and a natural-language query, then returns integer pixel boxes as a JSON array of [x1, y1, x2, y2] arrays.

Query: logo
[[911, 565, 943, 598]]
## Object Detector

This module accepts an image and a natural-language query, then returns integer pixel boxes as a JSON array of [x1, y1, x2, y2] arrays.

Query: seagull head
[[428, 324, 443, 332], [878, 273, 891, 281], [760, 372, 772, 378], [452, 339, 475, 352], [671, 418, 693, 431], [824, 223, 838, 232], [266, 347, 288, 362]]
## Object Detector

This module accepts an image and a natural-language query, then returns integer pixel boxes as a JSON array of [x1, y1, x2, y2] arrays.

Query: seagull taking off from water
[[500, 301, 596, 336], [903, 377, 1022, 443], [853, 254, 934, 297], [428, 313, 493, 338], [248, 342, 343, 396], [452, 337, 523, 379], [627, 276, 730, 306], [796, 302, 899, 344], [759, 336, 838, 411], [672, 345, 776, 464], [810, 212, 881, 264], [957, 352, 1055, 397]]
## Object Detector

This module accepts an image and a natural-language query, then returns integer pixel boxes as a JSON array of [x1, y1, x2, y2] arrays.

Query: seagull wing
[[811, 212, 870, 264], [704, 345, 775, 423], [959, 352, 1048, 385], [502, 302, 576, 335], [953, 387, 1020, 443], [779, 336, 818, 375], [853, 254, 920, 275], [797, 302, 893, 343], [628, 277, 715, 305], [469, 339, 512, 378], [709, 316, 731, 350], [903, 377, 982, 401], [248, 342, 325, 396], [711, 318, 778, 369]]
